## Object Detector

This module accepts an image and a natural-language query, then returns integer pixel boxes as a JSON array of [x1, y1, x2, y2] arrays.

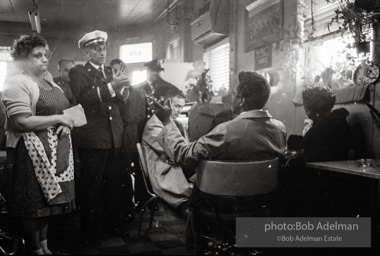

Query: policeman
[[127, 59, 179, 210], [135, 59, 179, 120], [69, 30, 129, 243]]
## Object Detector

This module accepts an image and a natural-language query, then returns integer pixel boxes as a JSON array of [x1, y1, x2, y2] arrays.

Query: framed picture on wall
[[244, 0, 283, 52]]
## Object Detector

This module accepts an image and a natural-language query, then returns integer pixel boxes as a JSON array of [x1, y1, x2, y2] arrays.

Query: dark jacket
[[210, 109, 234, 132], [302, 108, 350, 162], [120, 86, 147, 153], [69, 61, 123, 149]]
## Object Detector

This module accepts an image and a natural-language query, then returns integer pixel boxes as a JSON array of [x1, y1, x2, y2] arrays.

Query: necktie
[[98, 66, 105, 79]]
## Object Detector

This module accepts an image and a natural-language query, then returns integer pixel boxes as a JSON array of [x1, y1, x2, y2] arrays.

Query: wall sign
[[244, 0, 283, 52], [255, 46, 272, 70], [119, 42, 152, 64]]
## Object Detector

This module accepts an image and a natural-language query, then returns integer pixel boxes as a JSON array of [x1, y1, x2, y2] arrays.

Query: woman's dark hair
[[11, 35, 47, 61], [236, 71, 270, 110], [302, 86, 336, 115]]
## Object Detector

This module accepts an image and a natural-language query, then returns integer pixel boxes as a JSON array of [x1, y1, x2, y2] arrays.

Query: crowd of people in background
[[0, 29, 366, 255]]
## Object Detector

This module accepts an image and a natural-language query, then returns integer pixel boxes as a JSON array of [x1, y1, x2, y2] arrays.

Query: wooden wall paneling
[[372, 82, 380, 158]]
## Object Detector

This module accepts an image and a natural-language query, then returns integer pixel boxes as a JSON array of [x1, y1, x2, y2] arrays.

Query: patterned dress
[[9, 84, 75, 218]]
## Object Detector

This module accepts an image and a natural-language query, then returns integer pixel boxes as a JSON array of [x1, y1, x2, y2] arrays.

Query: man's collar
[[89, 61, 104, 70], [237, 109, 272, 119]]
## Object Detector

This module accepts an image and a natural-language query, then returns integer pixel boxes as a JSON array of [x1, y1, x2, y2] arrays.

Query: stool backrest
[[197, 158, 279, 196], [136, 143, 155, 197], [137, 143, 149, 178]]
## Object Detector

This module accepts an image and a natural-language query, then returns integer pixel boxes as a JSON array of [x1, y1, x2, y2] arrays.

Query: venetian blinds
[[0, 47, 11, 61], [304, 0, 338, 39], [0, 47, 11, 91], [203, 40, 230, 92], [166, 37, 181, 62]]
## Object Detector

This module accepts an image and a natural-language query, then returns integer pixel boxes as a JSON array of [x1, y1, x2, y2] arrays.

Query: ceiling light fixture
[[28, 0, 41, 34]]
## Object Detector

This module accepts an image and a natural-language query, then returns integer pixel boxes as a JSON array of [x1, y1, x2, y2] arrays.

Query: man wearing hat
[[69, 30, 130, 243], [121, 59, 178, 211], [135, 59, 178, 102]]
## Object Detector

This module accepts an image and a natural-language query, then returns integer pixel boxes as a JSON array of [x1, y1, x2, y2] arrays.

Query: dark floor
[[47, 202, 191, 255], [1, 200, 377, 255], [46, 203, 375, 256]]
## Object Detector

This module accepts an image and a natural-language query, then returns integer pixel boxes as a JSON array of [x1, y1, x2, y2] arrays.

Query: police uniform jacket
[[120, 86, 146, 153], [69, 61, 123, 149], [121, 77, 178, 153], [134, 77, 178, 100]]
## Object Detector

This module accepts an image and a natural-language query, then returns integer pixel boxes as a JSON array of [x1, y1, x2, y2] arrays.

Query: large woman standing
[[2, 35, 75, 255]]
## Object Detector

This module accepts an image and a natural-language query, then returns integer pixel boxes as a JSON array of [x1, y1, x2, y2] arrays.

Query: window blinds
[[204, 42, 230, 92], [0, 47, 11, 61]]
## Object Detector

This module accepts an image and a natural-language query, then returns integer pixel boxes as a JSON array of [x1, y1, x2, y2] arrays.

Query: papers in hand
[[63, 104, 87, 127]]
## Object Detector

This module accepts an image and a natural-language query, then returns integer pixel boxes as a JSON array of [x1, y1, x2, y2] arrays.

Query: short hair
[[11, 35, 47, 61], [236, 71, 271, 110], [238, 71, 251, 83], [302, 86, 336, 115], [110, 58, 123, 67], [164, 88, 186, 101], [58, 59, 75, 69]]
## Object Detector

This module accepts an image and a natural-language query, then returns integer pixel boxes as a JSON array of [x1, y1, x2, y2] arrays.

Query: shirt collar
[[237, 109, 272, 119], [89, 61, 104, 71]]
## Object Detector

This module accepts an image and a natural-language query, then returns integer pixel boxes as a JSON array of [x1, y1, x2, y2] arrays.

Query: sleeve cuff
[[107, 82, 116, 97]]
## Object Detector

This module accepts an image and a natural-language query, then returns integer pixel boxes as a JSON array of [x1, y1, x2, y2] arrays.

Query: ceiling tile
[[2, 0, 178, 29]]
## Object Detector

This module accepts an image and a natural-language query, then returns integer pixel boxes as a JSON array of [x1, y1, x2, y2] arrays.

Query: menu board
[[245, 0, 283, 52]]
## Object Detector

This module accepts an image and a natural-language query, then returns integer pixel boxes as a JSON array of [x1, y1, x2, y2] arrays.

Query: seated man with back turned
[[153, 72, 286, 233], [142, 89, 195, 215], [209, 71, 253, 131]]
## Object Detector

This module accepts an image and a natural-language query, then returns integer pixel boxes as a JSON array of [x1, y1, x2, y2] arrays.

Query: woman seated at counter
[[301, 86, 350, 162], [280, 86, 352, 217], [287, 86, 350, 162]]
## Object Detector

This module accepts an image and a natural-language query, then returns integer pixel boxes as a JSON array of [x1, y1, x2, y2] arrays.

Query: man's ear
[[84, 49, 89, 57], [240, 97, 245, 107]]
